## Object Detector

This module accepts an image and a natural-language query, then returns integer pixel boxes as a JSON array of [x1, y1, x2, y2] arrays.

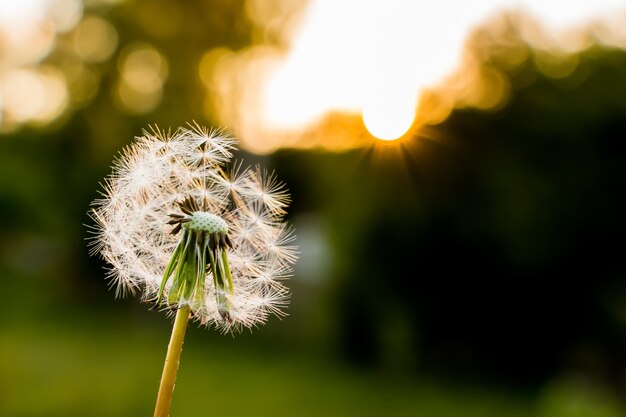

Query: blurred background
[[1, 0, 626, 416]]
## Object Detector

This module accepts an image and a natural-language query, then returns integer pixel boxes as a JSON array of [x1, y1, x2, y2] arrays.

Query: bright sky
[[261, 0, 626, 140], [2, 0, 625, 142]]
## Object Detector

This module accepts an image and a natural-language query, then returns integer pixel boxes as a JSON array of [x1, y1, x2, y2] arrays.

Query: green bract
[[158, 197, 235, 321]]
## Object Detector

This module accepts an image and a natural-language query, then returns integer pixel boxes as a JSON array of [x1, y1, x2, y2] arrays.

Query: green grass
[[0, 312, 621, 417]]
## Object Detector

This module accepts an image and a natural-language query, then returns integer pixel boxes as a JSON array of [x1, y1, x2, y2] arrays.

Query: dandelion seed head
[[90, 125, 296, 332]]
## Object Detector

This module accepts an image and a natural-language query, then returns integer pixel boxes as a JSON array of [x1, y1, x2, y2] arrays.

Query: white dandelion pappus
[[90, 125, 296, 332]]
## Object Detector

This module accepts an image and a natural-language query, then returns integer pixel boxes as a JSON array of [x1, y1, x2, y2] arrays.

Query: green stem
[[153, 305, 191, 417]]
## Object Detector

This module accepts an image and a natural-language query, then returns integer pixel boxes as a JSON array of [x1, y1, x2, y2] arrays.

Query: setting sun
[[362, 92, 416, 140], [209, 0, 626, 151]]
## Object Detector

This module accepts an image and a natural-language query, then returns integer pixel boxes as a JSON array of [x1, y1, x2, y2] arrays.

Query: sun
[[362, 93, 417, 141]]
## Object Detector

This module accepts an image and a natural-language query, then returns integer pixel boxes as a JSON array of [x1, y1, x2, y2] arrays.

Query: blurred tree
[[273, 38, 626, 387]]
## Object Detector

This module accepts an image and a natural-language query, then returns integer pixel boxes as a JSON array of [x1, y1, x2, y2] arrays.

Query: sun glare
[[213, 0, 626, 150]]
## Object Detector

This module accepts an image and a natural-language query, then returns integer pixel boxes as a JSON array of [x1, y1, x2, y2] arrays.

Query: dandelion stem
[[153, 305, 190, 417]]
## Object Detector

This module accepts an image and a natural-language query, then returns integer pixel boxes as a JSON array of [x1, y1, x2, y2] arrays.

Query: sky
[[259, 0, 626, 140], [2, 0, 625, 142]]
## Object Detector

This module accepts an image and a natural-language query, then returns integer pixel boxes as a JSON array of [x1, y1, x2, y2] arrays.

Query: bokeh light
[[115, 43, 168, 115], [1, 68, 68, 129], [72, 16, 118, 63], [0, 0, 82, 131]]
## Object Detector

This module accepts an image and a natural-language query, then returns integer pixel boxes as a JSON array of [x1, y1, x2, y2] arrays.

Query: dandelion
[[89, 124, 296, 417]]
